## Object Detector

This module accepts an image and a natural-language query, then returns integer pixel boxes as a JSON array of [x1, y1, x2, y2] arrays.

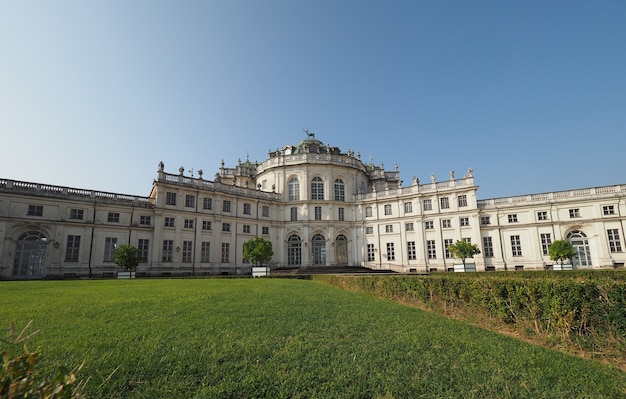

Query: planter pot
[[117, 271, 136, 279], [252, 266, 270, 277], [453, 263, 476, 272], [553, 264, 573, 271]]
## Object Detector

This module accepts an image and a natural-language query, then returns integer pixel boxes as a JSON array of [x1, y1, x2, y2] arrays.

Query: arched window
[[334, 179, 345, 202], [311, 177, 324, 200], [312, 234, 326, 265], [288, 177, 300, 201], [287, 235, 302, 265], [13, 231, 47, 277], [567, 230, 592, 268]]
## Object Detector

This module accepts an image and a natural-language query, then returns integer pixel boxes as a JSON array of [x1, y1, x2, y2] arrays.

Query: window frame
[[27, 205, 43, 217]]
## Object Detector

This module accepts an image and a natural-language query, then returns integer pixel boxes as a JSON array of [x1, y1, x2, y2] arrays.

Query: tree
[[243, 237, 273, 268], [548, 240, 577, 265], [113, 244, 140, 271], [448, 240, 481, 268]]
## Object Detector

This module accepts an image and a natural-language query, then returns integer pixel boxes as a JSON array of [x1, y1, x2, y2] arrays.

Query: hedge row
[[313, 274, 626, 341]]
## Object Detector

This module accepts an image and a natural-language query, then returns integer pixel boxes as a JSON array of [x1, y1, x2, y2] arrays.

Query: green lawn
[[1, 278, 625, 398]]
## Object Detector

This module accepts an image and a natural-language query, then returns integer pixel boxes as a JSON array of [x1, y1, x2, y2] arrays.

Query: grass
[[1, 278, 625, 398]]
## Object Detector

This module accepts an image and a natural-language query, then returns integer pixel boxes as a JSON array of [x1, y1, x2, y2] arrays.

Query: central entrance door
[[567, 230, 592, 268], [335, 235, 348, 265], [312, 234, 326, 265], [13, 231, 47, 278]]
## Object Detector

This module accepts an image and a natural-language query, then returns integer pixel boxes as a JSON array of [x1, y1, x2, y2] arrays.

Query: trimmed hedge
[[313, 273, 626, 342]]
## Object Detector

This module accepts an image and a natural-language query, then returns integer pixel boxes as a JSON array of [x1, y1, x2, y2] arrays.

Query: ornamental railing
[[0, 178, 154, 206], [477, 184, 626, 209]]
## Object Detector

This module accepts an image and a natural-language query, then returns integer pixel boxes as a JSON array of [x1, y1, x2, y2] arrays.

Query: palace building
[[1, 135, 625, 279]]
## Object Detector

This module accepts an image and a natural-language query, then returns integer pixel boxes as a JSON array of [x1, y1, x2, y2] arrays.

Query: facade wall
[[1, 139, 626, 279]]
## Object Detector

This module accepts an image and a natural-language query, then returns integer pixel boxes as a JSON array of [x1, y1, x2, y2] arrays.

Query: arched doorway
[[567, 230, 592, 268], [287, 235, 301, 266], [13, 231, 47, 278], [312, 234, 326, 265], [335, 234, 348, 265]]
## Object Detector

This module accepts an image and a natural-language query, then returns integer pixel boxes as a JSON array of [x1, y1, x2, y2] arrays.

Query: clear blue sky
[[1, 1, 625, 199]]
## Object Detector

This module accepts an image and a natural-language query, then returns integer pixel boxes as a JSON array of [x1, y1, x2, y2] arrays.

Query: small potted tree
[[548, 240, 576, 270], [448, 240, 481, 272], [243, 237, 273, 277], [114, 244, 140, 278]]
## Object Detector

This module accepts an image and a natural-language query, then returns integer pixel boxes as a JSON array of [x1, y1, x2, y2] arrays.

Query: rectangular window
[[162, 240, 173, 262], [139, 215, 151, 225], [108, 212, 120, 223], [202, 220, 211, 230], [290, 207, 298, 221], [184, 219, 194, 229], [427, 240, 436, 259], [203, 197, 212, 210], [221, 243, 230, 263], [458, 195, 468, 207], [185, 195, 195, 208], [442, 219, 452, 228], [508, 214, 518, 223], [384, 204, 392, 215], [243, 225, 251, 233], [460, 217, 470, 227], [480, 216, 490, 225], [510, 235, 522, 257], [483, 237, 494, 257], [311, 178, 324, 200], [334, 180, 345, 202], [166, 192, 176, 206], [405, 222, 414, 231], [407, 241, 416, 260], [404, 202, 413, 213], [440, 197, 450, 209], [463, 237, 472, 244], [366, 226, 374, 234], [222, 223, 230, 232], [315, 206, 322, 221], [69, 209, 84, 220], [138, 239, 149, 262], [103, 237, 117, 262], [367, 244, 376, 261], [223, 200, 231, 213], [262, 226, 269, 235], [243, 203, 251, 215], [365, 207, 373, 217], [569, 209, 580, 218], [386, 243, 395, 261], [444, 238, 454, 259], [424, 221, 434, 230], [288, 178, 300, 201], [423, 199, 432, 211], [65, 235, 81, 262], [608, 229, 622, 252], [201, 242, 210, 263], [385, 225, 393, 233], [182, 241, 193, 263], [164, 217, 175, 227], [27, 205, 43, 216], [540, 233, 552, 256], [262, 206, 270, 217], [338, 207, 344, 221], [537, 211, 548, 221], [603, 205, 615, 216]]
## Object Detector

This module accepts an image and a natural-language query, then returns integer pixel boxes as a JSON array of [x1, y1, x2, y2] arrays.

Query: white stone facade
[[1, 136, 625, 279]]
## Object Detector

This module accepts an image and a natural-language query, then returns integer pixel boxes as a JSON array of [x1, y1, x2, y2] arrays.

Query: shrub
[[1, 321, 85, 398]]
